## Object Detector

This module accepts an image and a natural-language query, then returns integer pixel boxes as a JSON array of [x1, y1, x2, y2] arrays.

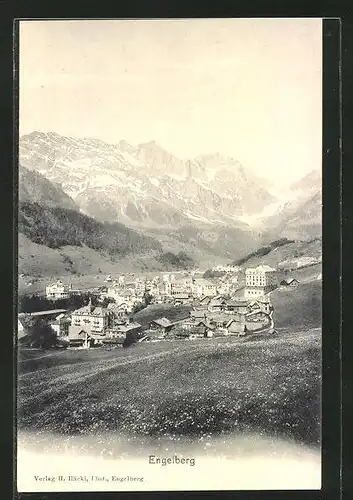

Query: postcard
[[16, 17, 324, 492]]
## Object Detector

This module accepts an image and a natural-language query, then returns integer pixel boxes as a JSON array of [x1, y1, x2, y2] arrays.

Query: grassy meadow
[[18, 333, 321, 448], [17, 280, 322, 455]]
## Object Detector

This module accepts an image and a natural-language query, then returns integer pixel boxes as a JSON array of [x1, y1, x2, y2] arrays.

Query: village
[[18, 264, 301, 349]]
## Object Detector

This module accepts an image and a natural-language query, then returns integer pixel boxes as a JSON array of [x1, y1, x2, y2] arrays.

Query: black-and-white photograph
[[16, 18, 322, 491]]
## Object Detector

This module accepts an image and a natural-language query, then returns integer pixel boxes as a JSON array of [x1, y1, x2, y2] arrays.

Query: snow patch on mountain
[[150, 177, 160, 188]]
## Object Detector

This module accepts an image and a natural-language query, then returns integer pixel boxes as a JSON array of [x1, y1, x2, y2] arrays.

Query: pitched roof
[[107, 303, 128, 313], [152, 317, 173, 328], [51, 316, 71, 326], [282, 278, 299, 284], [191, 320, 209, 328], [190, 309, 206, 318], [208, 313, 231, 325], [226, 300, 248, 307], [92, 307, 109, 316], [74, 305, 94, 315], [256, 296, 270, 302], [226, 318, 245, 328], [227, 321, 245, 331], [118, 322, 142, 333], [114, 302, 130, 309], [248, 300, 260, 307], [209, 297, 227, 307], [257, 265, 276, 272], [90, 332, 106, 340], [174, 293, 190, 299], [246, 265, 276, 273], [18, 318, 28, 340], [246, 310, 269, 318], [68, 325, 91, 340]]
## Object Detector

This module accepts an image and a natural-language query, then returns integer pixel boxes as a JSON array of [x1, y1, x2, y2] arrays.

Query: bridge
[[19, 309, 67, 317]]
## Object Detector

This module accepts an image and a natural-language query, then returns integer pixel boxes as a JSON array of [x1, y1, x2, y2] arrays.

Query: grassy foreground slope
[[271, 281, 322, 330], [18, 279, 321, 449], [18, 328, 320, 447]]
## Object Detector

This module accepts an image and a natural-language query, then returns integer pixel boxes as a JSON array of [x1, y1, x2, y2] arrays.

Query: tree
[[29, 319, 57, 349], [143, 291, 153, 306], [203, 269, 225, 279], [100, 297, 115, 308], [132, 301, 147, 314], [123, 331, 139, 348], [19, 292, 100, 314]]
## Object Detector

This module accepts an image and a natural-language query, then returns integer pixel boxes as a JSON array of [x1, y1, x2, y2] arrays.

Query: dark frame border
[[1, 10, 342, 500]]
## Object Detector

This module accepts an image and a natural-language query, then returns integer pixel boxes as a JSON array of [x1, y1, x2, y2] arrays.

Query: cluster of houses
[[26, 293, 275, 349], [211, 264, 241, 273], [29, 264, 303, 349], [36, 264, 299, 349], [65, 299, 143, 348], [146, 294, 275, 342], [45, 264, 296, 308], [100, 275, 239, 310]]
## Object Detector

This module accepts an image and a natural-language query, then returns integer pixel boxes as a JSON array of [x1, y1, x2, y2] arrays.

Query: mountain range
[[19, 132, 277, 228], [18, 131, 322, 276], [262, 169, 322, 242]]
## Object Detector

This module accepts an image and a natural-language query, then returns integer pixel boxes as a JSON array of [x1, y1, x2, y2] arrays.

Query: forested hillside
[[19, 201, 162, 257]]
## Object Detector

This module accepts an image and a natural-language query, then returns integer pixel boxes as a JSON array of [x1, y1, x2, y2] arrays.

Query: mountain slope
[[232, 238, 322, 273], [19, 201, 162, 256], [19, 164, 77, 210], [264, 190, 322, 242], [289, 169, 321, 197], [18, 131, 322, 274], [18, 233, 191, 278], [19, 131, 276, 228], [260, 169, 321, 242], [17, 170, 260, 273], [277, 191, 322, 240], [147, 224, 262, 264]]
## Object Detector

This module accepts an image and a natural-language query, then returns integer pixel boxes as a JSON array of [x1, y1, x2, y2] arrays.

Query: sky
[[19, 18, 322, 187]]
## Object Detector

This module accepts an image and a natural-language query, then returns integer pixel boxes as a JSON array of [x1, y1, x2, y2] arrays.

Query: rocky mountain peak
[[19, 131, 280, 229]]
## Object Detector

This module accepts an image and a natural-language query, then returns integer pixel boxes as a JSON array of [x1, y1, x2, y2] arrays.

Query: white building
[[134, 279, 147, 294], [192, 279, 218, 298], [107, 287, 143, 312], [165, 278, 193, 297], [212, 264, 240, 273], [217, 282, 232, 295], [244, 287, 266, 299], [70, 299, 112, 334], [46, 280, 72, 300], [18, 317, 26, 340], [51, 313, 71, 337], [244, 265, 278, 299], [245, 265, 277, 288]]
